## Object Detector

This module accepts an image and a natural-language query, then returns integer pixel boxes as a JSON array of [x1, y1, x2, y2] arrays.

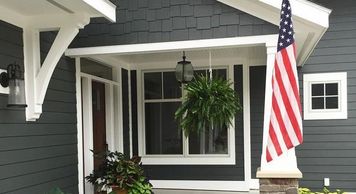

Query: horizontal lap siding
[[0, 21, 78, 194], [297, 0, 356, 191], [70, 0, 277, 47]]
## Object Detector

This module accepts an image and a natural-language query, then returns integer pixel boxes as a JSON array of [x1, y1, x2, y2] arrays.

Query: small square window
[[303, 72, 347, 120]]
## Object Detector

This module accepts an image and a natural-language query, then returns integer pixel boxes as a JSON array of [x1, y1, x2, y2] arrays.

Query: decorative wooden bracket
[[24, 14, 90, 121]]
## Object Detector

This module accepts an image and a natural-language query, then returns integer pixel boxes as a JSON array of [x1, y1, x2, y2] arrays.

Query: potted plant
[[85, 151, 152, 194], [175, 75, 242, 136]]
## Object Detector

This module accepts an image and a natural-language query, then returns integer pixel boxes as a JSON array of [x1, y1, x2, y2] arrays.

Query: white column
[[257, 43, 302, 178]]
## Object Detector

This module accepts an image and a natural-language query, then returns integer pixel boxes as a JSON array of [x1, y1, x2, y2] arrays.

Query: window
[[303, 72, 347, 120], [141, 68, 235, 165]]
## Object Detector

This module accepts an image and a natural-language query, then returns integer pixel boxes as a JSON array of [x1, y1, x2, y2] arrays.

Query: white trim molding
[[151, 180, 250, 192], [303, 72, 348, 120], [66, 35, 278, 57]]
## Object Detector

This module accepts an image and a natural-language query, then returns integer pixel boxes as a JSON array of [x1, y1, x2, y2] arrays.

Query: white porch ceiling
[[0, 0, 116, 27]]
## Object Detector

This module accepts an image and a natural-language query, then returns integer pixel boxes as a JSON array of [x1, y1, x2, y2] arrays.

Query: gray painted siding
[[0, 21, 78, 193], [297, 0, 356, 191], [70, 0, 277, 47], [249, 66, 266, 179], [140, 65, 244, 180]]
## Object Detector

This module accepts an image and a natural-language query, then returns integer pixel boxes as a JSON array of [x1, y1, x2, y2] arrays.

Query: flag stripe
[[266, 0, 303, 162]]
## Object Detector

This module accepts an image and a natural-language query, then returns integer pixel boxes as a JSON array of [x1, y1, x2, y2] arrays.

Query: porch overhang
[[0, 0, 116, 121], [217, 0, 332, 66]]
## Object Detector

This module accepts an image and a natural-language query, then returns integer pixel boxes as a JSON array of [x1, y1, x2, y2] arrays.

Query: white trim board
[[65, 35, 278, 57], [151, 180, 250, 192]]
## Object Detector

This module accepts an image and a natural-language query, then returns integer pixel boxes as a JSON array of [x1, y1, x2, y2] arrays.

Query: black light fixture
[[175, 51, 194, 84], [0, 63, 27, 107]]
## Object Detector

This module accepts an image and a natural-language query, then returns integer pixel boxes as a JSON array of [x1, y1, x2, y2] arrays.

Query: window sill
[[141, 155, 236, 165]]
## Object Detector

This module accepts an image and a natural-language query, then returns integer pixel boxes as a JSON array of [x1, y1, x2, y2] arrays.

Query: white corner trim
[[75, 58, 84, 194], [151, 180, 250, 192], [303, 72, 348, 120], [0, 69, 9, 94], [82, 0, 116, 22], [65, 34, 278, 57]]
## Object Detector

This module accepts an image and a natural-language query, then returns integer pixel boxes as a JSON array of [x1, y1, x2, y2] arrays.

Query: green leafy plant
[[298, 187, 345, 194], [85, 151, 152, 193], [45, 187, 70, 194], [175, 75, 242, 136], [128, 177, 152, 194]]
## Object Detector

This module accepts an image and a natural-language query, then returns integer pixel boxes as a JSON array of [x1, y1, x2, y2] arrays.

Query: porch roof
[[66, 0, 331, 67]]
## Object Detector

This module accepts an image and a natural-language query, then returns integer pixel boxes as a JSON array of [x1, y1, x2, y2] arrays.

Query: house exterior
[[0, 0, 356, 194]]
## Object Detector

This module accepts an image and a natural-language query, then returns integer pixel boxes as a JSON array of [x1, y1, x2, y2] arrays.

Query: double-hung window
[[303, 72, 347, 120], [141, 68, 235, 165]]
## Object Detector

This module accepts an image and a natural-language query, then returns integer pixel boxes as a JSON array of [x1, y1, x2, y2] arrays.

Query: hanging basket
[[175, 75, 242, 137]]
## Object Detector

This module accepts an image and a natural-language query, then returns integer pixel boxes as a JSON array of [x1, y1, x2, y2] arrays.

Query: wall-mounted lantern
[[0, 63, 27, 107], [175, 51, 194, 84]]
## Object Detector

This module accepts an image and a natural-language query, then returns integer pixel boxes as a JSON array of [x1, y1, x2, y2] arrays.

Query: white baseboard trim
[[150, 180, 250, 191]]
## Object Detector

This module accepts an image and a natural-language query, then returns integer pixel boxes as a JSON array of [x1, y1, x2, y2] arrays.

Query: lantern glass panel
[[7, 79, 26, 107]]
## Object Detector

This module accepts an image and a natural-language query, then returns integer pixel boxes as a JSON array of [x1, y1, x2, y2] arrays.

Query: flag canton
[[277, 0, 295, 52]]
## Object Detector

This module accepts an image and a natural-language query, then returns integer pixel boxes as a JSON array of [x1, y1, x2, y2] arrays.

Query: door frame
[[76, 58, 124, 194]]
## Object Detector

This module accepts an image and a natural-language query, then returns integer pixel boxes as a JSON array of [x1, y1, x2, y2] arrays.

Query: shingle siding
[[0, 21, 78, 194], [297, 0, 356, 191], [70, 0, 277, 47]]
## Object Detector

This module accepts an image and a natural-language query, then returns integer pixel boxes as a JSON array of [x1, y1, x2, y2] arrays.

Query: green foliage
[[128, 177, 152, 194], [45, 187, 70, 194], [175, 75, 242, 137], [85, 151, 152, 193], [298, 187, 345, 194]]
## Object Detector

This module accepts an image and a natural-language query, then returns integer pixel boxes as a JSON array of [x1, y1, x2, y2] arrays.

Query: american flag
[[266, 0, 303, 162]]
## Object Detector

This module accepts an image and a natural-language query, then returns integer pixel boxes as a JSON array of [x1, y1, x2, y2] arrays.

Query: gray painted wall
[[249, 66, 266, 179], [0, 21, 78, 194], [70, 0, 277, 48], [297, 0, 356, 191]]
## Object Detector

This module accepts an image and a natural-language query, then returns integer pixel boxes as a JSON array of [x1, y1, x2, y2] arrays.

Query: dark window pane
[[144, 72, 162, 99], [189, 127, 228, 154], [326, 97, 338, 109], [326, 83, 338, 96], [312, 84, 324, 96], [312, 97, 324, 109], [213, 69, 227, 80], [163, 72, 182, 99], [194, 70, 207, 78], [145, 102, 182, 154]]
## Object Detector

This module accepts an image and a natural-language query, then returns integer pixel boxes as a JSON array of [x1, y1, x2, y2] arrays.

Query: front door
[[92, 81, 107, 194]]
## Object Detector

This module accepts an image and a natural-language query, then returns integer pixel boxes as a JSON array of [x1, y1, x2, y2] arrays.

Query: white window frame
[[303, 72, 347, 120], [139, 66, 236, 165]]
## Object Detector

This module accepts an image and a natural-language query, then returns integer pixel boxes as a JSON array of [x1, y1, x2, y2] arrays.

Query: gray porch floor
[[153, 189, 259, 194]]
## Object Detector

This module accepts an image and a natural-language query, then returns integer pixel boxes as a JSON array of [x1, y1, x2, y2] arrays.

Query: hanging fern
[[175, 75, 242, 137]]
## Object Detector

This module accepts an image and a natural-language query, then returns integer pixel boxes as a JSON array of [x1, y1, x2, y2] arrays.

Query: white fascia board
[[260, 0, 331, 28], [82, 0, 116, 22], [66, 34, 278, 57]]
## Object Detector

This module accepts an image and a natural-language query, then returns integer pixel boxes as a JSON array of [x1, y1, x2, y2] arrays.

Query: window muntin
[[303, 72, 347, 120], [142, 68, 231, 158], [311, 83, 339, 110]]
